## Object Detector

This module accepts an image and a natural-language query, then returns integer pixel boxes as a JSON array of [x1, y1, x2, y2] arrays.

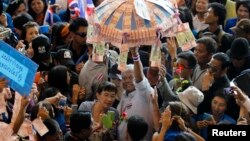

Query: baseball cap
[[231, 19, 250, 34], [55, 49, 75, 66], [32, 34, 51, 60]]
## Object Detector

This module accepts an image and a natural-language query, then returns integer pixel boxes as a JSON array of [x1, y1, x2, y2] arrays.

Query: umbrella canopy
[[95, 0, 178, 48]]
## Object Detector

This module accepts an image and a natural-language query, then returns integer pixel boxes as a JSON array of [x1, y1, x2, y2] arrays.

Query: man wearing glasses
[[198, 53, 239, 120], [56, 18, 89, 74]]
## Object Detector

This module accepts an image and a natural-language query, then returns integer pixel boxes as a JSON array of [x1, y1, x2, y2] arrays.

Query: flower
[[120, 112, 128, 122]]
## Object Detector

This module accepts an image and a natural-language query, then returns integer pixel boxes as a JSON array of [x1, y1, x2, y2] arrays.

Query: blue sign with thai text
[[0, 41, 38, 96]]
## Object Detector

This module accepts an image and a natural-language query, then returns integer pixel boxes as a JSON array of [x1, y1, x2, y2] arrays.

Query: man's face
[[121, 70, 135, 93], [175, 58, 192, 79], [231, 58, 246, 68], [207, 58, 226, 79], [194, 43, 212, 65], [204, 8, 218, 24], [237, 5, 250, 20], [211, 96, 227, 117], [73, 26, 87, 46], [96, 91, 116, 109]]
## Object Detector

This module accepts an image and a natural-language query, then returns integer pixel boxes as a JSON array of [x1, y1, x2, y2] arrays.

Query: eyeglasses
[[75, 32, 87, 38]]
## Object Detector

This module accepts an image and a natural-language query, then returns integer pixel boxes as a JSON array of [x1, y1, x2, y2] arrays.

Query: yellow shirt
[[225, 0, 236, 21]]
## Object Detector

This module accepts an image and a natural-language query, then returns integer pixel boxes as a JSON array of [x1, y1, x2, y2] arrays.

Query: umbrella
[[95, 0, 179, 48]]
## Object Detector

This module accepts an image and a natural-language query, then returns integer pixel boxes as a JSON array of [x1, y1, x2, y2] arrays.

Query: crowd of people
[[1, 0, 250, 141]]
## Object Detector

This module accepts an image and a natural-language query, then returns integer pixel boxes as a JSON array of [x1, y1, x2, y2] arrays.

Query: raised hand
[[202, 71, 214, 91], [173, 116, 186, 131], [78, 87, 86, 100], [161, 108, 173, 129], [37, 106, 49, 121], [129, 46, 139, 56], [159, 65, 167, 81], [167, 37, 177, 59], [231, 85, 248, 105]]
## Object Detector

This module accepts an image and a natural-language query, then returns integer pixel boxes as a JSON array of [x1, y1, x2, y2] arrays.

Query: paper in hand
[[118, 51, 128, 72], [32, 118, 49, 137], [92, 42, 106, 62], [150, 41, 161, 67]]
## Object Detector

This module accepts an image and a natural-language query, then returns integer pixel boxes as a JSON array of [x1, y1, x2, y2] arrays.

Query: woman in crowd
[[28, 0, 61, 25], [152, 101, 205, 141], [192, 0, 209, 32], [6, 0, 27, 18]]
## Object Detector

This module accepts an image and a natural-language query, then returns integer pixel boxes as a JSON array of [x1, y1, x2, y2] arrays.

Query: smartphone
[[101, 115, 112, 129], [224, 87, 233, 95], [203, 113, 213, 121], [108, 111, 115, 122], [71, 104, 78, 114]]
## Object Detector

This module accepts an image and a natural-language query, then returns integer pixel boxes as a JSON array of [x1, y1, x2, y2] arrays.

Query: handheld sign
[[0, 41, 38, 96]]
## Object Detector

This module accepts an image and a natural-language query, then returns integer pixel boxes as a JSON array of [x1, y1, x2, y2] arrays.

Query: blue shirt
[[164, 129, 183, 141], [224, 18, 237, 35], [193, 113, 236, 140]]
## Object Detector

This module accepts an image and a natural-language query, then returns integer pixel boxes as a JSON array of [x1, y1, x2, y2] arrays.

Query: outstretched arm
[[130, 47, 144, 83]]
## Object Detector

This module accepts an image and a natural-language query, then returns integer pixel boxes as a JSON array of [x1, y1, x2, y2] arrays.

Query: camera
[[224, 87, 233, 95]]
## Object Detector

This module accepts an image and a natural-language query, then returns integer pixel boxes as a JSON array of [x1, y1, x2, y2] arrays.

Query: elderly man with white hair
[[117, 47, 154, 141]]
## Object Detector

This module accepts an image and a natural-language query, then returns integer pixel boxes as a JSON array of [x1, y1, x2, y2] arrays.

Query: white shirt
[[117, 77, 154, 141], [193, 15, 209, 31]]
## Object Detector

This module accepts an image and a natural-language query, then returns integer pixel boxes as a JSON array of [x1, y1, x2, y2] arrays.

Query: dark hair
[[39, 87, 60, 101], [69, 17, 88, 33], [48, 65, 70, 96], [175, 132, 197, 141], [51, 22, 69, 48], [30, 102, 54, 121], [202, 32, 219, 43], [40, 119, 60, 139], [179, 6, 194, 30], [96, 81, 117, 94], [70, 112, 92, 133], [28, 0, 48, 20], [93, 0, 101, 7], [212, 52, 230, 69], [6, 0, 25, 16], [236, 0, 250, 15], [196, 37, 217, 54], [177, 51, 197, 69], [0, 1, 3, 15], [127, 115, 148, 141], [13, 13, 34, 30], [213, 88, 230, 104], [21, 21, 39, 41], [168, 101, 194, 131], [208, 2, 227, 26], [192, 0, 209, 15], [169, 101, 189, 120]]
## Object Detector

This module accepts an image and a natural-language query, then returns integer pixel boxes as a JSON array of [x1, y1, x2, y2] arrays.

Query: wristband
[[133, 54, 140, 61]]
